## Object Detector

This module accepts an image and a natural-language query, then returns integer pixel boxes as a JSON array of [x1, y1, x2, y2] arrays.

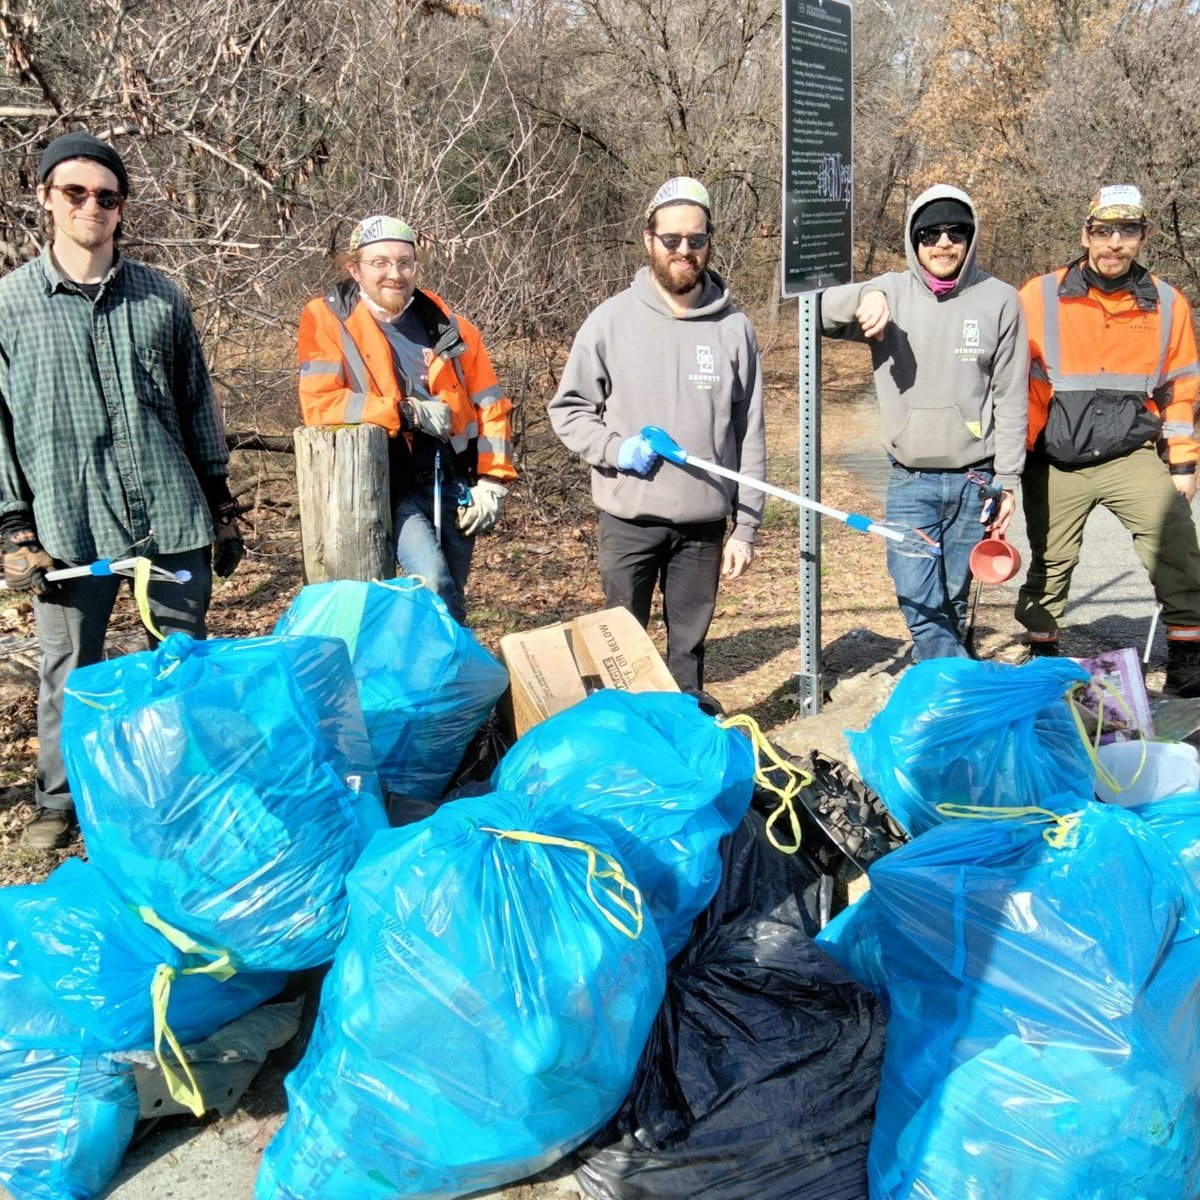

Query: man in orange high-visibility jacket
[[298, 215, 515, 623], [1017, 185, 1200, 695]]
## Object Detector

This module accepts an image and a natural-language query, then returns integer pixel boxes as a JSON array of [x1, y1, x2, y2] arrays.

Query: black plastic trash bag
[[575, 806, 887, 1200]]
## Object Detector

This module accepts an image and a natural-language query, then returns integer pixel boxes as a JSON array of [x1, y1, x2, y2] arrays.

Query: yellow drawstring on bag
[[934, 803, 1081, 849], [719, 713, 813, 855], [481, 828, 644, 940], [1065, 677, 1148, 799], [133, 556, 168, 642], [138, 907, 237, 1118]]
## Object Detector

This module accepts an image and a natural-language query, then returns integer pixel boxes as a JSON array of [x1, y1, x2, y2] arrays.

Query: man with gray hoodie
[[549, 177, 766, 695], [820, 185, 1029, 661]]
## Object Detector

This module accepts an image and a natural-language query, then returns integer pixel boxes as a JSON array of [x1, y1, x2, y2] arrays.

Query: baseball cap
[[645, 177, 711, 223], [1087, 185, 1146, 223], [349, 215, 417, 253]]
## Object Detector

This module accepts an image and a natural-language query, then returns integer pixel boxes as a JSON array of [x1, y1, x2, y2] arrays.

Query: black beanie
[[38, 132, 129, 196], [911, 197, 973, 241]]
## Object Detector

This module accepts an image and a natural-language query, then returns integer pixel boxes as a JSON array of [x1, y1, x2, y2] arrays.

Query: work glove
[[456, 478, 507, 537], [2, 528, 54, 595], [212, 501, 245, 578], [402, 397, 453, 442], [617, 434, 658, 476]]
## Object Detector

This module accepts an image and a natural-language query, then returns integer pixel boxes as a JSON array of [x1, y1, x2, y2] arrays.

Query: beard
[[375, 293, 406, 316], [61, 218, 117, 253], [650, 249, 707, 296]]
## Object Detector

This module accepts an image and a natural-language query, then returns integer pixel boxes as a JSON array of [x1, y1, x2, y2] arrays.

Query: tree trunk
[[294, 425, 394, 584]]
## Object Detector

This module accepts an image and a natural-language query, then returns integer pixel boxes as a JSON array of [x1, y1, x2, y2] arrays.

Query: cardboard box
[[499, 606, 678, 737]]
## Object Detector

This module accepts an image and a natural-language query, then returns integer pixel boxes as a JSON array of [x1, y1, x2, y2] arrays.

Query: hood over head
[[904, 184, 980, 296]]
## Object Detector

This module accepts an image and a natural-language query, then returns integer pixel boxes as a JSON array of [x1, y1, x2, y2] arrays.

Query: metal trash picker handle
[[0, 556, 193, 591], [640, 425, 919, 550]]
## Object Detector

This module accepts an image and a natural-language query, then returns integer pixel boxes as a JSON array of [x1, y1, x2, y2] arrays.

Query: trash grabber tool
[[0, 556, 193, 591], [433, 449, 443, 548], [964, 577, 984, 652], [640, 425, 941, 557]]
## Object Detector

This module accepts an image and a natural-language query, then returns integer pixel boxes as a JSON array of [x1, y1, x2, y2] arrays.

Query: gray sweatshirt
[[549, 266, 766, 541], [820, 184, 1029, 488]]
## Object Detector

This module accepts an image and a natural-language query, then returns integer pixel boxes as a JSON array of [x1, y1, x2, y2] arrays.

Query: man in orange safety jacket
[[298, 214, 515, 623], [1016, 185, 1200, 695]]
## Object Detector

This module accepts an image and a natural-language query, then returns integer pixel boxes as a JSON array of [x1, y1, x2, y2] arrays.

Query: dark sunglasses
[[652, 232, 711, 251], [49, 183, 123, 210], [916, 223, 971, 247]]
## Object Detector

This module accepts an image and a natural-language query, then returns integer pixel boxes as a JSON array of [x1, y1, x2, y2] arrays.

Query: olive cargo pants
[[1016, 446, 1200, 633]]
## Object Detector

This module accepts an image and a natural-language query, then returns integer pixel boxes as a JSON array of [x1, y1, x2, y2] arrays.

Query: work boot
[[20, 808, 78, 853], [1165, 642, 1200, 699], [1018, 636, 1059, 663]]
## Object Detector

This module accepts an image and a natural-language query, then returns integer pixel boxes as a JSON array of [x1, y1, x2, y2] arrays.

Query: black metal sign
[[781, 0, 853, 296]]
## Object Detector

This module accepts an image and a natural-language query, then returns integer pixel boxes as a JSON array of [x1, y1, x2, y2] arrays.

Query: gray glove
[[402, 397, 453, 441], [456, 478, 507, 537]]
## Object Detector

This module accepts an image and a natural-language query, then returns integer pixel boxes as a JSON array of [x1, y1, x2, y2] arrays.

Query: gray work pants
[[32, 549, 212, 812]]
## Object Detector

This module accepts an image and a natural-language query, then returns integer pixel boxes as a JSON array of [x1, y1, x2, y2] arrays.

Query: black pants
[[597, 512, 725, 692]]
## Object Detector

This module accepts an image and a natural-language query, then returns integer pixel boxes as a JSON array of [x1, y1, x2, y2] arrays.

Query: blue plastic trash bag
[[816, 889, 889, 1010], [62, 632, 388, 972], [493, 691, 755, 958], [0, 943, 138, 1200], [256, 789, 667, 1200], [1130, 789, 1200, 891], [860, 801, 1200, 1200], [849, 657, 1094, 836], [275, 579, 510, 799], [0, 858, 286, 1051]]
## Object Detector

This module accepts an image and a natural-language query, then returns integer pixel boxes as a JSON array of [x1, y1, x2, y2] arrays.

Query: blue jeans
[[885, 464, 988, 662], [394, 485, 475, 624]]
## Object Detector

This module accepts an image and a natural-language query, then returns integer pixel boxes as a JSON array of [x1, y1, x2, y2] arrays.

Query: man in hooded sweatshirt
[[548, 177, 766, 697], [820, 185, 1029, 661]]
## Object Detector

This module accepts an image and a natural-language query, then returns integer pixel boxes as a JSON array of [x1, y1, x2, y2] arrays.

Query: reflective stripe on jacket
[[1019, 260, 1200, 468], [297, 283, 516, 482]]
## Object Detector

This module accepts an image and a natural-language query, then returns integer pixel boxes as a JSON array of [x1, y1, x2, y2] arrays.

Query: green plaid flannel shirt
[[0, 247, 228, 561]]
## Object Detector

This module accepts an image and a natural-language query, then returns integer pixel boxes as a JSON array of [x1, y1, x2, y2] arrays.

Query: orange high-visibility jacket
[[297, 282, 516, 484], [1019, 260, 1199, 470]]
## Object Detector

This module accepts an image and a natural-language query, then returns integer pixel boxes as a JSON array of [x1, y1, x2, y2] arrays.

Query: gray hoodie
[[820, 184, 1029, 488], [549, 265, 766, 540]]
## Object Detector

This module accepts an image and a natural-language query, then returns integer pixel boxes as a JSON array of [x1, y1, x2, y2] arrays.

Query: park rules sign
[[781, 0, 853, 296]]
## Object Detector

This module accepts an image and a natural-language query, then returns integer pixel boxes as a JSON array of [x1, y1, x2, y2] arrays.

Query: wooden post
[[294, 425, 394, 583]]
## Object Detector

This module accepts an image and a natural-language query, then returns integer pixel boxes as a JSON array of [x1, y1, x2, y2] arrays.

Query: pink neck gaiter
[[923, 269, 959, 298]]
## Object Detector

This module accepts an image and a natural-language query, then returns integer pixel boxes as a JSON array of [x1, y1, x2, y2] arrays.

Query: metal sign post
[[795, 294, 823, 716], [781, 0, 854, 716]]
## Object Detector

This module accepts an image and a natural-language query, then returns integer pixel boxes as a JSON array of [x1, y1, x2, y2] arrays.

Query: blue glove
[[617, 435, 658, 476]]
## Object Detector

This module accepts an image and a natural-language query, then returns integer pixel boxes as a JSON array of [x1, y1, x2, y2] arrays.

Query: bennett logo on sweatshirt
[[955, 319, 984, 362], [689, 344, 720, 390]]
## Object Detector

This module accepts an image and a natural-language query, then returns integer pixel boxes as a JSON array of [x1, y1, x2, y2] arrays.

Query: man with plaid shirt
[[0, 131, 243, 851]]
